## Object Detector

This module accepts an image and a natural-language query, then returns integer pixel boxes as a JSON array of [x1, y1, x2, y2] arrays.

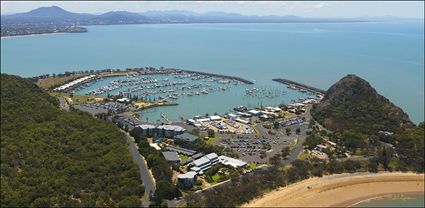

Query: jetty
[[176, 69, 254, 84], [272, 78, 325, 95]]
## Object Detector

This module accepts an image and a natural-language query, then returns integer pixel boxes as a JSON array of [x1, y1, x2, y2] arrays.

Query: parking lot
[[74, 101, 135, 115], [215, 116, 310, 163]]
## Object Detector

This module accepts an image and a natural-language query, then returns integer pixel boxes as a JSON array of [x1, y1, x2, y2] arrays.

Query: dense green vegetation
[[136, 137, 181, 205], [312, 74, 413, 134], [311, 74, 423, 171], [1, 74, 144, 207]]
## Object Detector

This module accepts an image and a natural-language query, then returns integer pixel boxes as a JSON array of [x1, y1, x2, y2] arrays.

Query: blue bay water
[[1, 22, 423, 123]]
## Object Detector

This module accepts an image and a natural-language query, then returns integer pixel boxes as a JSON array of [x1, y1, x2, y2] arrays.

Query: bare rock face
[[311, 74, 413, 133]]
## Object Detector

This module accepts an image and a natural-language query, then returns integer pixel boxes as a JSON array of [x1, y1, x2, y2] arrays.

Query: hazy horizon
[[1, 1, 424, 19]]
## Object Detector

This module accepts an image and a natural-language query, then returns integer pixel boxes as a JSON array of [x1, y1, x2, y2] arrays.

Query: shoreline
[[346, 191, 424, 207], [242, 172, 424, 207], [1, 32, 67, 39]]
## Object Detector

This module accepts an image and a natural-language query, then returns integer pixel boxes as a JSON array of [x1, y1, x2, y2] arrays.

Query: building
[[157, 125, 185, 138], [191, 152, 204, 160], [162, 151, 180, 163], [190, 153, 219, 174], [135, 125, 185, 138], [177, 171, 197, 187], [209, 115, 222, 121], [248, 110, 262, 116], [175, 132, 199, 142], [227, 113, 237, 120], [236, 118, 250, 124], [218, 155, 247, 168], [166, 146, 197, 156], [138, 124, 156, 137], [205, 153, 219, 165]]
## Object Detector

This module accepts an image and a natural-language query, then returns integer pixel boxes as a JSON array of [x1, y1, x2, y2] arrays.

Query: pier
[[272, 78, 325, 95]]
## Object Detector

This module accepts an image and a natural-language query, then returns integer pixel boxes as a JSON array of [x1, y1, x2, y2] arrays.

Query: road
[[124, 133, 156, 207]]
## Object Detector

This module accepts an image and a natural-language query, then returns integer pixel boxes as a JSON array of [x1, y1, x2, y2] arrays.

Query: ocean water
[[1, 22, 423, 123], [353, 193, 424, 207]]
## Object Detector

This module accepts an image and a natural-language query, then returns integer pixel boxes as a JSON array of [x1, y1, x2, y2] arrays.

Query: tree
[[281, 147, 290, 159], [273, 121, 280, 129], [285, 128, 291, 136], [260, 151, 267, 159], [207, 129, 215, 138], [296, 128, 301, 135], [131, 127, 142, 143], [269, 154, 281, 165]]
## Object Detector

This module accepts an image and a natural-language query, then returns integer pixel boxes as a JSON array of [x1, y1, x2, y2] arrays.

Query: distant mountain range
[[1, 6, 421, 37], [3, 5, 418, 26]]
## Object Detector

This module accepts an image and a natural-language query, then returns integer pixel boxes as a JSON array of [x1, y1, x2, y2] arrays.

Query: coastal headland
[[242, 172, 424, 207]]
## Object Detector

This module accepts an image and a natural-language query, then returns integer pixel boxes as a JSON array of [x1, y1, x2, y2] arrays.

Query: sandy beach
[[242, 172, 424, 207]]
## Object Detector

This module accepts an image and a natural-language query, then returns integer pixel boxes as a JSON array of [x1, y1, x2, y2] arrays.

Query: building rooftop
[[209, 115, 222, 120], [160, 125, 186, 131], [162, 151, 180, 162], [175, 132, 199, 142], [166, 146, 197, 156], [191, 152, 204, 160], [138, 124, 156, 129], [192, 157, 210, 167], [218, 155, 247, 168], [205, 153, 218, 160], [178, 171, 197, 179]]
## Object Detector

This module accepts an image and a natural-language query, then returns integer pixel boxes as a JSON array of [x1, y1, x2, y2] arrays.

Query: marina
[[68, 69, 314, 123]]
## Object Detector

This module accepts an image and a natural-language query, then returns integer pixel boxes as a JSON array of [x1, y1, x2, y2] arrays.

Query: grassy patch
[[179, 154, 189, 161], [247, 162, 257, 170], [36, 74, 86, 90], [298, 151, 315, 160], [205, 135, 220, 145], [50, 92, 103, 105], [211, 173, 222, 183]]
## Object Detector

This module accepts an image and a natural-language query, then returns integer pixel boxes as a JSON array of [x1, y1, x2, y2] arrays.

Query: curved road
[[124, 134, 156, 207]]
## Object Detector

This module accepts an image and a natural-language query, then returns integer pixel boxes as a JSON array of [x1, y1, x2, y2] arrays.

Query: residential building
[[177, 171, 197, 187]]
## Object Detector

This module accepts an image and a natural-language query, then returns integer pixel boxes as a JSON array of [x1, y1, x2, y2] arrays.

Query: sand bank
[[242, 172, 424, 207]]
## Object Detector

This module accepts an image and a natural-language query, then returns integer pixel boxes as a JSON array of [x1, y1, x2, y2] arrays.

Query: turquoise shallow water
[[353, 193, 424, 207], [1, 22, 423, 123]]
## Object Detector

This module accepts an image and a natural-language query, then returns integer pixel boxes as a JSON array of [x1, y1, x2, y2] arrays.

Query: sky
[[1, 1, 424, 18]]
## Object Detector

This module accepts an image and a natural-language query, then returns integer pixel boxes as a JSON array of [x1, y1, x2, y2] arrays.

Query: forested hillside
[[311, 74, 423, 172], [1, 74, 144, 207], [312, 74, 413, 134]]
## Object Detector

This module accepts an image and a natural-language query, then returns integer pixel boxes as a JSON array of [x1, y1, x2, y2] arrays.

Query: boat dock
[[272, 78, 325, 95]]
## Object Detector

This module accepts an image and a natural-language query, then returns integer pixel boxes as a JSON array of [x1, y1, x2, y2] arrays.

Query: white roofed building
[[218, 156, 247, 168]]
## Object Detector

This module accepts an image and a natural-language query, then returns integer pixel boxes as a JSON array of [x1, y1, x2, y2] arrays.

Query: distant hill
[[1, 5, 373, 26], [1, 6, 93, 24], [85, 11, 151, 25], [19, 5, 80, 17], [311, 74, 414, 134], [0, 74, 144, 207], [2, 6, 418, 37]]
